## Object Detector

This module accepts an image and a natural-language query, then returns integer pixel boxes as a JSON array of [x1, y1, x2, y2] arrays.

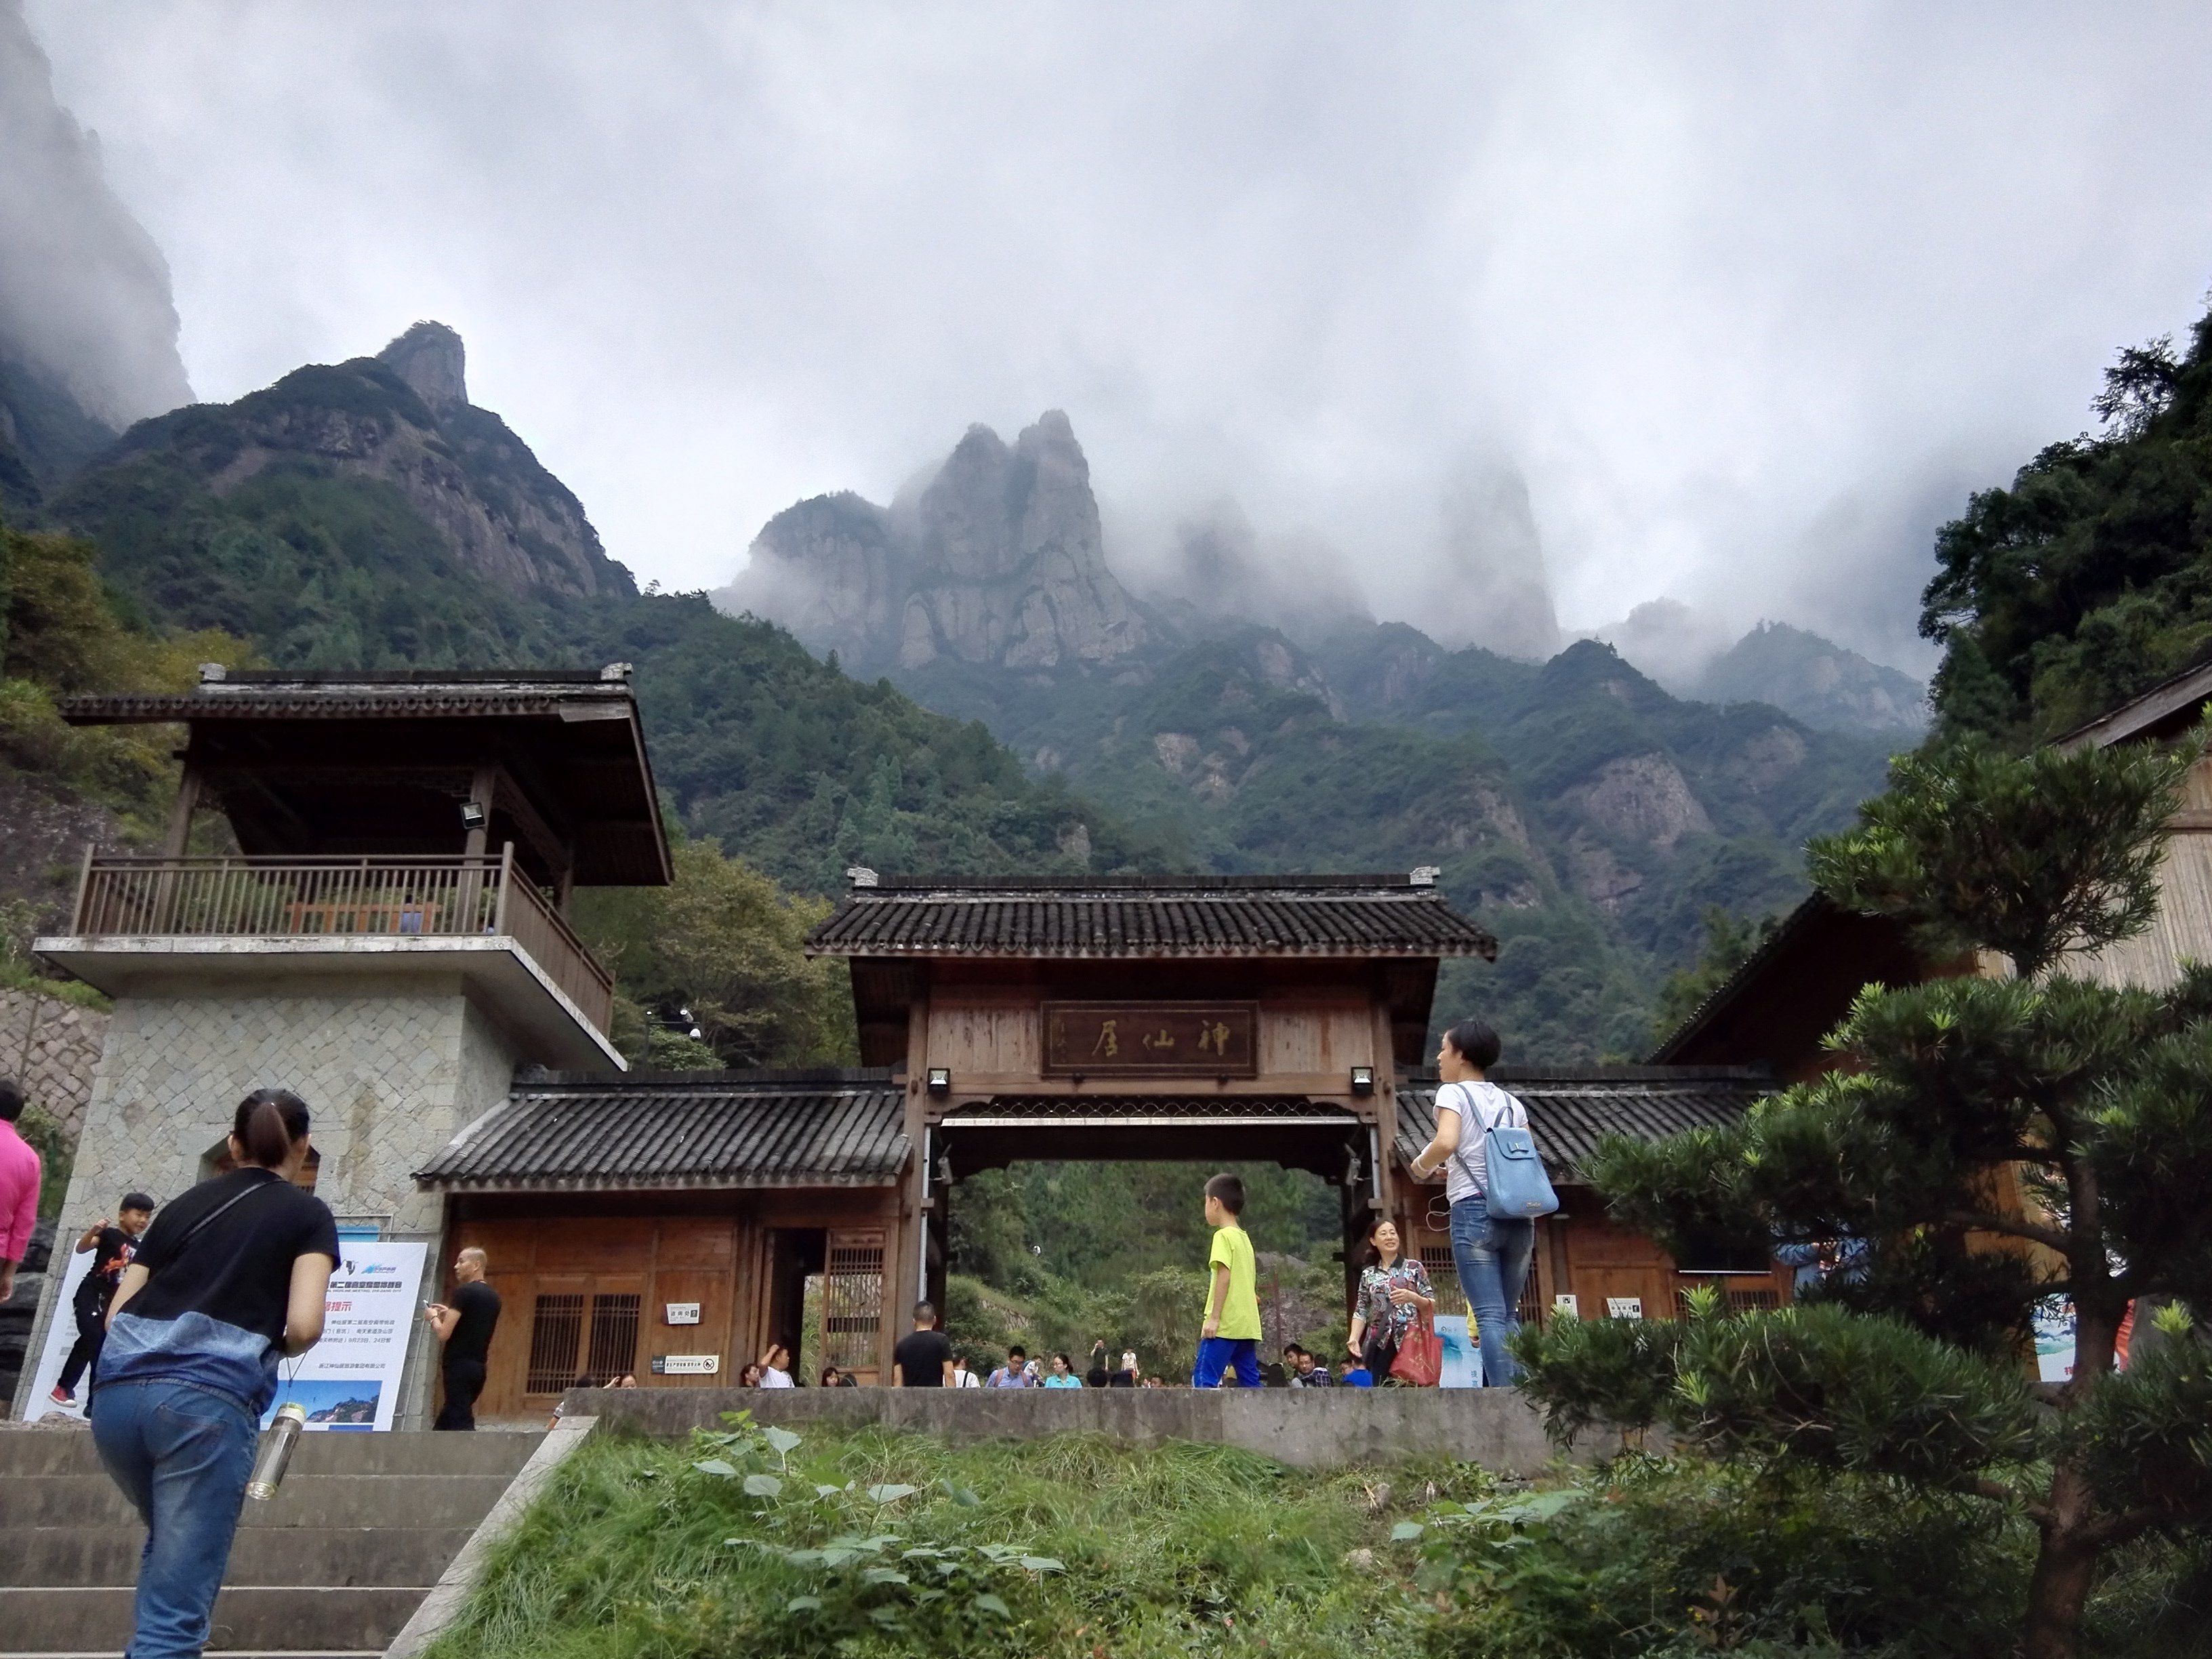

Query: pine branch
[[1970, 1477, 2049, 1524], [2080, 1500, 2208, 1550], [1939, 1208, 2072, 1254]]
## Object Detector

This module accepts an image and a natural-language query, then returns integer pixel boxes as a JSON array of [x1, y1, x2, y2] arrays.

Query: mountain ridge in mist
[[0, 0, 192, 514]]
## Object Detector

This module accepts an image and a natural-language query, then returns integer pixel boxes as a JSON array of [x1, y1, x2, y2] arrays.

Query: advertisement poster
[[21, 1244, 98, 1422], [1434, 1313, 1481, 1388], [263, 1241, 427, 1430], [2034, 1296, 2076, 1383]]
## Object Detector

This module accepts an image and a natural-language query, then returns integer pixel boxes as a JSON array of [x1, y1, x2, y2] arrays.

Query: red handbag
[[1390, 1312, 1442, 1387]]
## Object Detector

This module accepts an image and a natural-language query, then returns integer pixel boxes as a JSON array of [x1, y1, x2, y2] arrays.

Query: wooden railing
[[70, 851, 615, 1036]]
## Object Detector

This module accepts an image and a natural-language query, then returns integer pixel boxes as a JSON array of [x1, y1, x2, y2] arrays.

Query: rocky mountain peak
[[724, 409, 1149, 674], [377, 321, 468, 413]]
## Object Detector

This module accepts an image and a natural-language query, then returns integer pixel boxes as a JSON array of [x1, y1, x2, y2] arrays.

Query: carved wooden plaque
[[1042, 1002, 1258, 1076]]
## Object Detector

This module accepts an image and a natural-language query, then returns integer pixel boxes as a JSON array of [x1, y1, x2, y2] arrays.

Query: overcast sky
[[24, 3, 2212, 669]]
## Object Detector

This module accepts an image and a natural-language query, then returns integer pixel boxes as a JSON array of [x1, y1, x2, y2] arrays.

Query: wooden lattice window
[[587, 1293, 642, 1380], [822, 1232, 885, 1373], [1515, 1271, 1544, 1329], [526, 1293, 585, 1393], [1420, 1247, 1466, 1315]]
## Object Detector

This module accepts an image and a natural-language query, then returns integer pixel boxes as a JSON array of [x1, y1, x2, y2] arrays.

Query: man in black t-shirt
[[52, 1191, 156, 1404], [424, 1246, 501, 1429], [890, 1300, 953, 1387]]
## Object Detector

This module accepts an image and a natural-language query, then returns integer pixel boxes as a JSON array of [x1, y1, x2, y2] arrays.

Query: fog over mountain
[[20, 4, 2212, 672], [0, 1, 190, 435]]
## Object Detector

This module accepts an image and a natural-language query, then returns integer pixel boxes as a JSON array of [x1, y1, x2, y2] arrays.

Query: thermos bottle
[[245, 1403, 308, 1501]]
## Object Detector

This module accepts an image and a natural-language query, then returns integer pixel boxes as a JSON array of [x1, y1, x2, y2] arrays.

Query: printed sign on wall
[[1043, 1003, 1258, 1076], [1606, 1297, 1644, 1319], [653, 1353, 720, 1375], [261, 1241, 428, 1431], [664, 1302, 702, 1326]]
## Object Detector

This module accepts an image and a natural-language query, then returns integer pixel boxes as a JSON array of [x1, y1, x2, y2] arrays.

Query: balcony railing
[[69, 850, 615, 1035]]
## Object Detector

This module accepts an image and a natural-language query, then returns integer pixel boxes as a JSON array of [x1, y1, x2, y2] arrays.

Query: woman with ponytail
[[91, 1088, 338, 1659]]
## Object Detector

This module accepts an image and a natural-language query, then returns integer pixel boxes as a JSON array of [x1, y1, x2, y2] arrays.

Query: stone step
[[0, 1429, 539, 1480], [8, 1475, 516, 1530], [0, 1527, 477, 1589], [0, 1586, 426, 1652]]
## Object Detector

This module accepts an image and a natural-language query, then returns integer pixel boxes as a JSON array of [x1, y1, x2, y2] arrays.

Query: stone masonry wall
[[0, 987, 108, 1139], [14, 977, 522, 1419]]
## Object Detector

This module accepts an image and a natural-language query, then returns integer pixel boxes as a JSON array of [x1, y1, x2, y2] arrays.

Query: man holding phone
[[422, 1246, 499, 1429]]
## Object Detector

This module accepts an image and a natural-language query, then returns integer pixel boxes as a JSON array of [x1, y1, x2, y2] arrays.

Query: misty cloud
[[0, 0, 189, 428], [20, 3, 2212, 671]]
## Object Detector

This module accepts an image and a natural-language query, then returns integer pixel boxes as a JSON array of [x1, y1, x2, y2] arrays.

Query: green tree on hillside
[[574, 837, 857, 1069], [1924, 292, 2212, 741], [1518, 731, 2212, 1659]]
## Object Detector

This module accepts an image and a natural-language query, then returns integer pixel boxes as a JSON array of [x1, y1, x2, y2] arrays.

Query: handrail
[[67, 853, 614, 1035]]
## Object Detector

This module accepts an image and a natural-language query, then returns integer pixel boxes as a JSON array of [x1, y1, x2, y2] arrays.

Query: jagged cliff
[[0, 0, 194, 514], [722, 411, 1149, 674], [56, 321, 631, 606]]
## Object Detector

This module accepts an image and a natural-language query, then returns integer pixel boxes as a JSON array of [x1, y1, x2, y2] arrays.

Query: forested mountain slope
[[1926, 292, 2212, 741], [26, 328, 1172, 905], [727, 411, 1898, 1057]]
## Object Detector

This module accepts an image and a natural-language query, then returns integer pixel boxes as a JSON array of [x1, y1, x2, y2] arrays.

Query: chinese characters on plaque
[[1042, 1003, 1258, 1076]]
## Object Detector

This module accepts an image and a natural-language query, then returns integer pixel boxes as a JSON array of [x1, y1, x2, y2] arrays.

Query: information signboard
[[23, 1239, 425, 1431], [1042, 1002, 1257, 1076]]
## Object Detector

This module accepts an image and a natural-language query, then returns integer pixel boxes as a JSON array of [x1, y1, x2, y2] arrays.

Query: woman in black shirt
[[92, 1089, 338, 1659]]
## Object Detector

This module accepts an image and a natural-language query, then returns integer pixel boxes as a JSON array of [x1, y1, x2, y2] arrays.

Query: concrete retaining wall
[[0, 987, 107, 1141], [563, 1386, 1596, 1472]]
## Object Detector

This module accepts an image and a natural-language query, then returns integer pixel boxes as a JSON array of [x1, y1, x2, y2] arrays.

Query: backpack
[[1450, 1082, 1559, 1220]]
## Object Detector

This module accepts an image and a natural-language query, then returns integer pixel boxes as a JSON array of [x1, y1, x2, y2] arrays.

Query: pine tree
[[1517, 729, 2212, 1659]]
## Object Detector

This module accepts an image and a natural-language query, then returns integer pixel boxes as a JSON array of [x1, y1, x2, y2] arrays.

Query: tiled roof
[[808, 876, 1497, 960], [415, 1071, 908, 1192], [59, 671, 637, 724], [1395, 1066, 1770, 1185]]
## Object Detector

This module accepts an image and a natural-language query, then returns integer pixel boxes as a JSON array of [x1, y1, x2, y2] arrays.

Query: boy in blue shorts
[[1193, 1172, 1263, 1387]]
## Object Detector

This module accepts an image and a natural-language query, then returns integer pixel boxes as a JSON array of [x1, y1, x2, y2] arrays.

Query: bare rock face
[[127, 324, 632, 600], [377, 321, 468, 413], [723, 411, 1149, 674], [1560, 754, 1713, 851]]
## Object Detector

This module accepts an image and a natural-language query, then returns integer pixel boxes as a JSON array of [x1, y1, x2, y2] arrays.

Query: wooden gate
[[821, 1229, 886, 1382]]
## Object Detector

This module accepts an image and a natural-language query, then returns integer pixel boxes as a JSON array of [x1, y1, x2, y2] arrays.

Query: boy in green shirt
[[1193, 1172, 1263, 1387]]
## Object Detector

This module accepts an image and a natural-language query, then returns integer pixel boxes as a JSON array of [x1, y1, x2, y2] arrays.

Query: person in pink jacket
[[0, 1082, 41, 1305]]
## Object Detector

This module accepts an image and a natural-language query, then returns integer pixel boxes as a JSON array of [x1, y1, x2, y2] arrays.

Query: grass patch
[[426, 1419, 1477, 1658]]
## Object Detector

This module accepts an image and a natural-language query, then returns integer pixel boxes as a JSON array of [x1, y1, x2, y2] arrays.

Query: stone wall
[[562, 1384, 1595, 1473], [0, 987, 108, 1139], [12, 976, 522, 1420]]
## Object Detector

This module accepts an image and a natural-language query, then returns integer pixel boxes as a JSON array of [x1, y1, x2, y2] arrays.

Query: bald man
[[424, 1246, 501, 1430]]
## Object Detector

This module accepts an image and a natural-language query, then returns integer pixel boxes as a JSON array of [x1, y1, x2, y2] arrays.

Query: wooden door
[[821, 1229, 887, 1384]]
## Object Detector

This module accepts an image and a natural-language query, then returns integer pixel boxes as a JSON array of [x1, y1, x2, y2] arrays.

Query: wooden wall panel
[[926, 999, 1039, 1076], [1258, 1001, 1373, 1078]]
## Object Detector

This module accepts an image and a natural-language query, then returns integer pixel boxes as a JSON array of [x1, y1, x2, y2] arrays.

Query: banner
[[262, 1241, 427, 1430], [26, 1237, 426, 1429], [20, 1244, 98, 1422], [1434, 1313, 1481, 1387]]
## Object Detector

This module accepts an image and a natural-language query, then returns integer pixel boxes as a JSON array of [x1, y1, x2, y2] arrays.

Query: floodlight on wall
[[1349, 1066, 1376, 1096], [926, 1067, 951, 1095], [459, 800, 487, 832]]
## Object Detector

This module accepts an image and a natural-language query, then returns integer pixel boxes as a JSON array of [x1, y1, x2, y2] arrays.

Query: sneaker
[[49, 1385, 73, 1404]]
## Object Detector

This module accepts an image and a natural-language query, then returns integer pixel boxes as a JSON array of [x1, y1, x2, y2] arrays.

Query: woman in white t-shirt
[[1406, 1018, 1537, 1387]]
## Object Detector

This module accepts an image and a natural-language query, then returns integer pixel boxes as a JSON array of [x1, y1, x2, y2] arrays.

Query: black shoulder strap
[[153, 1173, 282, 1275]]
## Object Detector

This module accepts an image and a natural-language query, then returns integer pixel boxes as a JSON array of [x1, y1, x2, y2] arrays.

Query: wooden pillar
[[464, 765, 499, 859], [161, 766, 202, 858]]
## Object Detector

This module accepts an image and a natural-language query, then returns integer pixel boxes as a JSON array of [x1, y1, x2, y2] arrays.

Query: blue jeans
[[1451, 1195, 1536, 1387], [1191, 1336, 1262, 1387], [90, 1378, 258, 1659]]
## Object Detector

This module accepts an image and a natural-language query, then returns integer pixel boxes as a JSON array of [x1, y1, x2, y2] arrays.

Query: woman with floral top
[[1346, 1218, 1434, 1384]]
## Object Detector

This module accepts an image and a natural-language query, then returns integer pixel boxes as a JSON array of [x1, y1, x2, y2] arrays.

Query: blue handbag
[[1455, 1084, 1559, 1219]]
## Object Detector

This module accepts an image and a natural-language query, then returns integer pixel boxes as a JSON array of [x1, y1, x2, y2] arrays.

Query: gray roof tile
[[809, 876, 1497, 960], [415, 1071, 907, 1191]]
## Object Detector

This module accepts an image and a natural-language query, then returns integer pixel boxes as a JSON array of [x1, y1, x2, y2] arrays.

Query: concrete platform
[[561, 1384, 1592, 1470]]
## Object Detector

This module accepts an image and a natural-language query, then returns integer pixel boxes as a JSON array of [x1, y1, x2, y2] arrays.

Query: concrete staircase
[[0, 1426, 540, 1658]]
